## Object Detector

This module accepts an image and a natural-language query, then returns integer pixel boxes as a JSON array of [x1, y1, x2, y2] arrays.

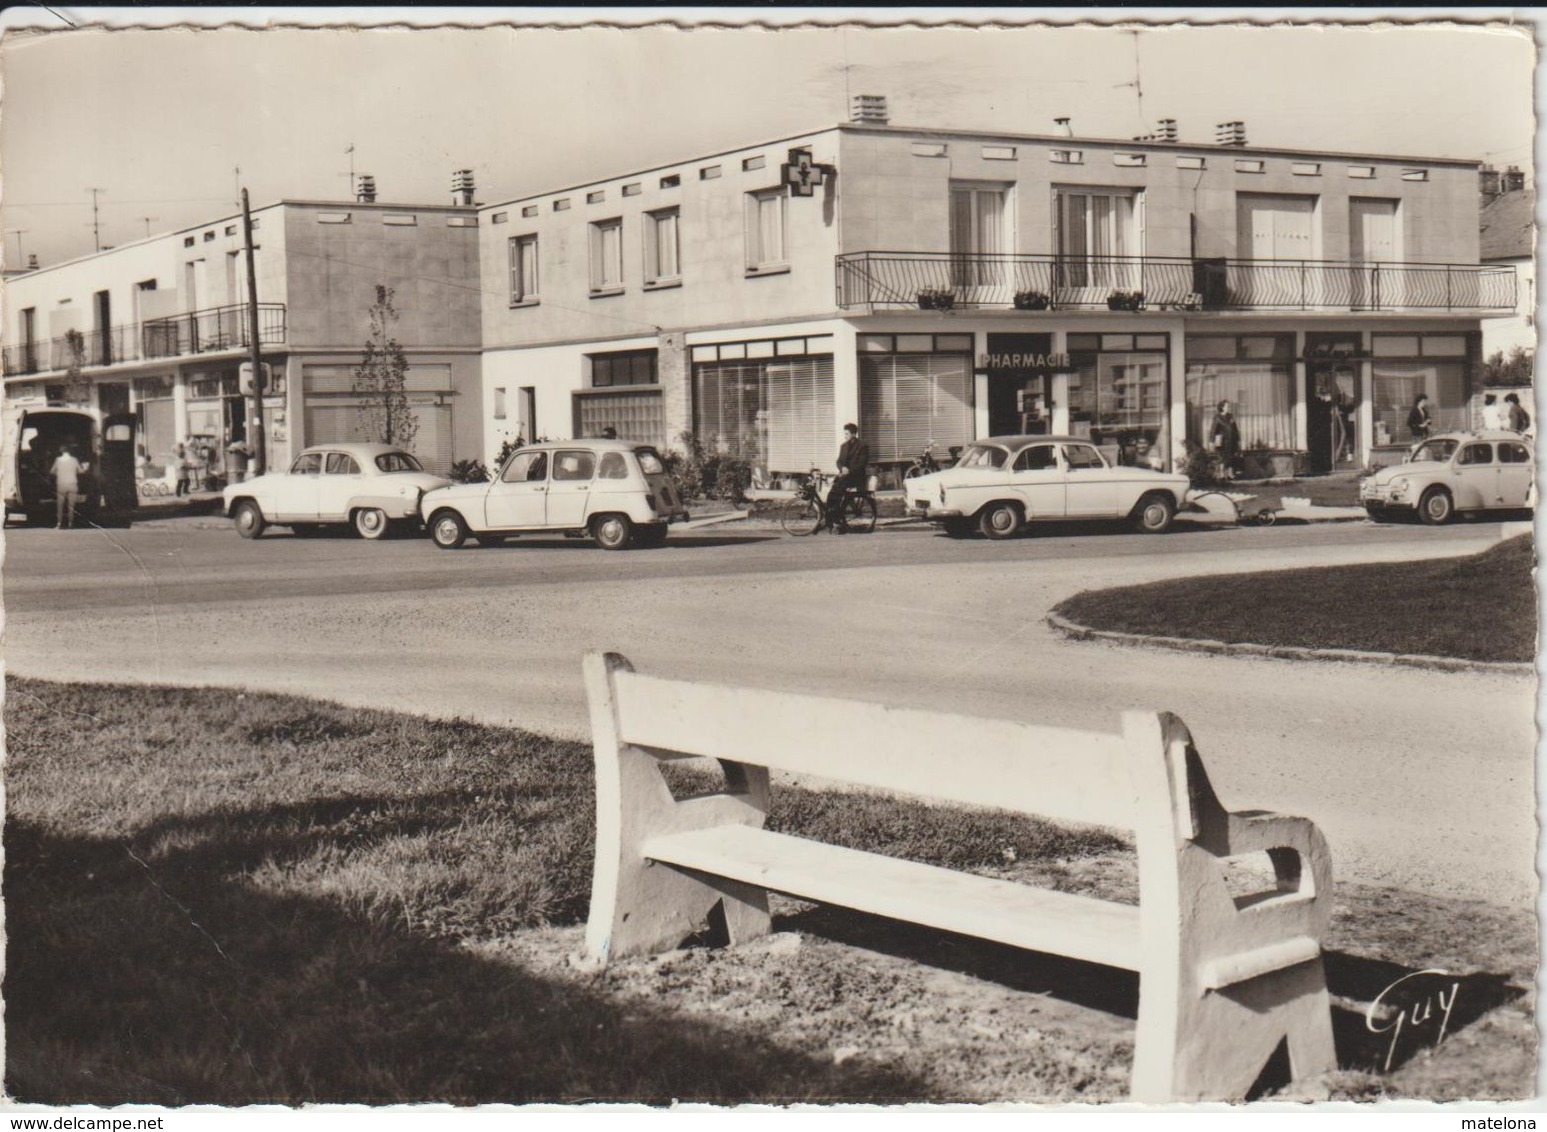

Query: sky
[[0, 8, 1537, 270]]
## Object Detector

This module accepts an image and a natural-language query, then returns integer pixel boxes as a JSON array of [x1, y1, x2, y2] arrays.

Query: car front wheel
[[1418, 486, 1454, 526], [592, 514, 634, 551], [1132, 492, 1175, 535], [233, 500, 266, 539], [353, 507, 391, 540], [978, 502, 1023, 540], [429, 509, 469, 549]]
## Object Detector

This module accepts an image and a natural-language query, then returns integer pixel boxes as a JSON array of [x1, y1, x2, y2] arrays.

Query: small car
[[420, 439, 690, 550], [904, 435, 1191, 539], [1360, 430, 1535, 525], [222, 443, 451, 540]]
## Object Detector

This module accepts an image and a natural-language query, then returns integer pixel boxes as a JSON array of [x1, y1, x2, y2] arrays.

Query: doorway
[[1307, 361, 1360, 474]]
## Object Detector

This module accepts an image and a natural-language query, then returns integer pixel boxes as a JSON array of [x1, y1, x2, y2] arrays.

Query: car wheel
[[429, 509, 468, 549], [233, 500, 266, 539], [1132, 492, 1175, 535], [1418, 486, 1454, 526], [592, 513, 634, 551], [353, 507, 390, 540], [978, 502, 1023, 540]]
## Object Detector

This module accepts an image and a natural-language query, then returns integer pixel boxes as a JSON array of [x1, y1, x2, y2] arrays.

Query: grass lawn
[[5, 677, 1535, 1104], [1054, 534, 1536, 662]]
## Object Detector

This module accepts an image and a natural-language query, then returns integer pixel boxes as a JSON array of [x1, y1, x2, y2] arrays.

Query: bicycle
[[779, 468, 877, 536], [902, 443, 946, 481]]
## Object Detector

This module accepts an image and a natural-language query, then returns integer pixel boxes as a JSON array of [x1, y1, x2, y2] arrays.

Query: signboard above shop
[[979, 334, 1070, 377]]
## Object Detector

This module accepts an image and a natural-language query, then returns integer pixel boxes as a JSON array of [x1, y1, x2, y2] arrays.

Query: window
[[956, 444, 1008, 469], [375, 451, 423, 473], [645, 207, 680, 285], [1292, 162, 1322, 176], [983, 146, 1016, 161], [859, 353, 974, 464], [911, 143, 948, 157], [522, 205, 538, 218], [1401, 169, 1429, 182], [660, 174, 681, 189], [1176, 156, 1205, 170], [1055, 189, 1139, 292], [494, 387, 507, 420], [501, 449, 548, 483], [1458, 443, 1493, 466], [1234, 159, 1266, 174], [699, 165, 722, 180], [509, 235, 539, 304], [598, 452, 629, 479], [1068, 341, 1171, 460], [743, 156, 766, 172], [1500, 442, 1531, 464], [951, 182, 1009, 292], [552, 450, 596, 481], [290, 453, 323, 476], [325, 453, 361, 474], [576, 391, 664, 448], [1014, 445, 1057, 472], [694, 353, 834, 474], [622, 183, 642, 197], [745, 189, 787, 271], [1063, 444, 1104, 470], [590, 218, 624, 292], [587, 190, 606, 204], [1049, 150, 1084, 164], [1185, 335, 1295, 452], [1113, 153, 1146, 167], [1237, 193, 1316, 260], [492, 212, 509, 225], [590, 350, 657, 387]]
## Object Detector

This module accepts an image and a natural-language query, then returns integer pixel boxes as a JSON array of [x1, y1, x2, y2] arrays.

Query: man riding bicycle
[[826, 422, 871, 533]]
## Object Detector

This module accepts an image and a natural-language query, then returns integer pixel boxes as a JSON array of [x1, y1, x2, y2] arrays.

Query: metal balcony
[[834, 253, 1518, 314], [3, 303, 287, 378]]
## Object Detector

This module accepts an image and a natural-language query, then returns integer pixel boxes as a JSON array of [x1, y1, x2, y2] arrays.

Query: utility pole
[[341, 144, 355, 196], [139, 216, 159, 238], [85, 187, 105, 251], [5, 228, 28, 267], [241, 188, 267, 476]]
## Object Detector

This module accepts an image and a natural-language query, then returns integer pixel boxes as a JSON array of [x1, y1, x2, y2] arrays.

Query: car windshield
[[375, 452, 424, 473], [956, 444, 1009, 469], [1408, 439, 1458, 464]]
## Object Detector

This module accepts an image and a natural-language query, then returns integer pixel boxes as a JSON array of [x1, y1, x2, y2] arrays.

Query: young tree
[[352, 285, 418, 451], [1482, 346, 1535, 387], [61, 328, 91, 406]]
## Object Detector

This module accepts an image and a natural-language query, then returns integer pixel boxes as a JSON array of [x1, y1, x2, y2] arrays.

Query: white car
[[420, 439, 690, 551], [223, 443, 451, 540], [905, 435, 1192, 538], [1360, 430, 1535, 524]]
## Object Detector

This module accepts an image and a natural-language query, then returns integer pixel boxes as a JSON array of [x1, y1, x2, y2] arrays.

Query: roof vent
[[1054, 117, 1074, 138], [1155, 118, 1178, 143], [26, 253, 38, 271], [355, 174, 377, 204], [452, 169, 476, 206], [1480, 164, 1502, 197], [850, 94, 889, 125], [1504, 165, 1526, 192], [1215, 120, 1247, 147]]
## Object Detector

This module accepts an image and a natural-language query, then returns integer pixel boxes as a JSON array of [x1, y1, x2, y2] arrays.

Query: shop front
[[1065, 332, 1171, 468], [691, 334, 835, 478], [979, 333, 1063, 439]]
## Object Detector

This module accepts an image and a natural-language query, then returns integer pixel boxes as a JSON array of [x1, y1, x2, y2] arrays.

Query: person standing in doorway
[[50, 443, 86, 529], [826, 422, 871, 531], [173, 443, 190, 497], [1209, 400, 1242, 481], [1406, 393, 1432, 441]]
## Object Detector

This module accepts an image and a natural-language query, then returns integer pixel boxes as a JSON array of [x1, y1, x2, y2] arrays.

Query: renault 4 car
[[1360, 430, 1534, 524], [420, 439, 690, 550]]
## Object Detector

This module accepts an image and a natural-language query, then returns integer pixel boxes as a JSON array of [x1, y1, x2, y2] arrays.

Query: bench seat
[[643, 823, 1144, 972]]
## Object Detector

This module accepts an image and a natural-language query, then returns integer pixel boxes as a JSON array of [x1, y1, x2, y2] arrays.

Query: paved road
[[4, 514, 1537, 908]]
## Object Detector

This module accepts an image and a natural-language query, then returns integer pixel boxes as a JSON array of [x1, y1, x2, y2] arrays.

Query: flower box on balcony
[[1013, 290, 1051, 311], [1106, 290, 1145, 312], [916, 288, 956, 311]]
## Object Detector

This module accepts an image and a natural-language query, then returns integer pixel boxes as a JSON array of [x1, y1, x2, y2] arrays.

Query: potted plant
[[1013, 290, 1051, 311], [1106, 290, 1145, 312], [916, 288, 956, 311]]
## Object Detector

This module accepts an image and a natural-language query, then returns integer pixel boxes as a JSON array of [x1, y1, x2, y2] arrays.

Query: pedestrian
[[50, 443, 86, 529], [826, 422, 870, 531], [1209, 400, 1242, 480], [601, 426, 618, 439], [1505, 392, 1531, 434], [1481, 393, 1503, 431], [173, 443, 190, 497], [1406, 393, 1432, 441]]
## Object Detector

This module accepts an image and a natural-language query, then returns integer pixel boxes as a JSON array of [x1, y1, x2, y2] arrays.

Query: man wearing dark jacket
[[827, 422, 871, 531]]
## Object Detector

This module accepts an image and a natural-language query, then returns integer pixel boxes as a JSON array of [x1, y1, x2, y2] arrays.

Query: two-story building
[[476, 97, 1515, 479], [2, 185, 484, 478]]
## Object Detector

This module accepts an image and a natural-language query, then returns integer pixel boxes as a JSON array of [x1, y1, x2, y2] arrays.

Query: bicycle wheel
[[903, 465, 924, 481], [780, 496, 824, 536], [842, 494, 877, 534]]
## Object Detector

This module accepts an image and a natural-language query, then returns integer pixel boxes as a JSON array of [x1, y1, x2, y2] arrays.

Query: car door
[[1009, 443, 1066, 519], [1495, 440, 1533, 507], [484, 448, 550, 530], [1060, 442, 1121, 517], [1452, 442, 1496, 509], [545, 448, 597, 528], [316, 451, 364, 521], [274, 451, 323, 521]]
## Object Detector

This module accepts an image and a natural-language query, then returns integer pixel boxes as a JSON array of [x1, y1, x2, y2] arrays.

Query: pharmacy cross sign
[[782, 147, 832, 197]]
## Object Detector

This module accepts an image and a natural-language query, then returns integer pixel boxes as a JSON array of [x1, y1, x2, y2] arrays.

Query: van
[[3, 407, 139, 524]]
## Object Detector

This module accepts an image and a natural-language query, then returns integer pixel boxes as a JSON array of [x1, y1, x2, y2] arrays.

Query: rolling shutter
[[860, 354, 974, 463], [693, 356, 834, 475]]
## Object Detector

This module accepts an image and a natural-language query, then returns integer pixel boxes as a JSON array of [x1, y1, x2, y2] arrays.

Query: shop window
[[1068, 343, 1171, 464], [694, 354, 833, 475], [859, 353, 974, 464]]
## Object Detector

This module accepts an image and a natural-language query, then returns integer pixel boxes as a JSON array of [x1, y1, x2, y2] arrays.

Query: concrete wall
[[1482, 254, 1537, 357]]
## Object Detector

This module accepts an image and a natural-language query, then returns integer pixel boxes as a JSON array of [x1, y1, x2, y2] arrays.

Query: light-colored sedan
[[223, 443, 451, 540], [905, 435, 1192, 539], [420, 439, 690, 551], [1360, 430, 1535, 525]]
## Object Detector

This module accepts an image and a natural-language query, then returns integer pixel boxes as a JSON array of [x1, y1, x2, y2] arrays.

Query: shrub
[[665, 431, 752, 503], [448, 459, 489, 484], [1181, 440, 1225, 489]]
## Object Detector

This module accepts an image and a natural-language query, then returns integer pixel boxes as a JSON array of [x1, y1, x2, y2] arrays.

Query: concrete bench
[[582, 651, 1337, 1102]]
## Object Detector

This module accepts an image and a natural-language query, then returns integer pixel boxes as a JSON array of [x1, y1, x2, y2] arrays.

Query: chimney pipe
[[26, 253, 38, 271], [1480, 164, 1502, 197], [355, 174, 377, 204], [850, 94, 888, 125], [1215, 120, 1247, 147], [1504, 165, 1526, 192], [452, 169, 476, 207], [1156, 118, 1178, 143], [1054, 117, 1073, 138]]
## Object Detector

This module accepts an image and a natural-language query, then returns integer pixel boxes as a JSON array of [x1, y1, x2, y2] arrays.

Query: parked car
[[420, 439, 690, 550], [222, 443, 451, 539], [1360, 430, 1535, 525], [3, 406, 139, 525], [904, 435, 1191, 538]]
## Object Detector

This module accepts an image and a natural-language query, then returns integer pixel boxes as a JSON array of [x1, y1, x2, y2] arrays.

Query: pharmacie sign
[[979, 334, 1071, 377]]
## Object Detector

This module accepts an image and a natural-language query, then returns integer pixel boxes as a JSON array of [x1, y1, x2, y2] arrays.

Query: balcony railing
[[835, 253, 1518, 314], [3, 303, 287, 378]]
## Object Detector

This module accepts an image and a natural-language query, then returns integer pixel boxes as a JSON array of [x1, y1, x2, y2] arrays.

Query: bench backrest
[[607, 664, 1150, 832]]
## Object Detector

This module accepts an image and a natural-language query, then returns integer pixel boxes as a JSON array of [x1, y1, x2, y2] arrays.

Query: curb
[[1044, 611, 1534, 675]]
